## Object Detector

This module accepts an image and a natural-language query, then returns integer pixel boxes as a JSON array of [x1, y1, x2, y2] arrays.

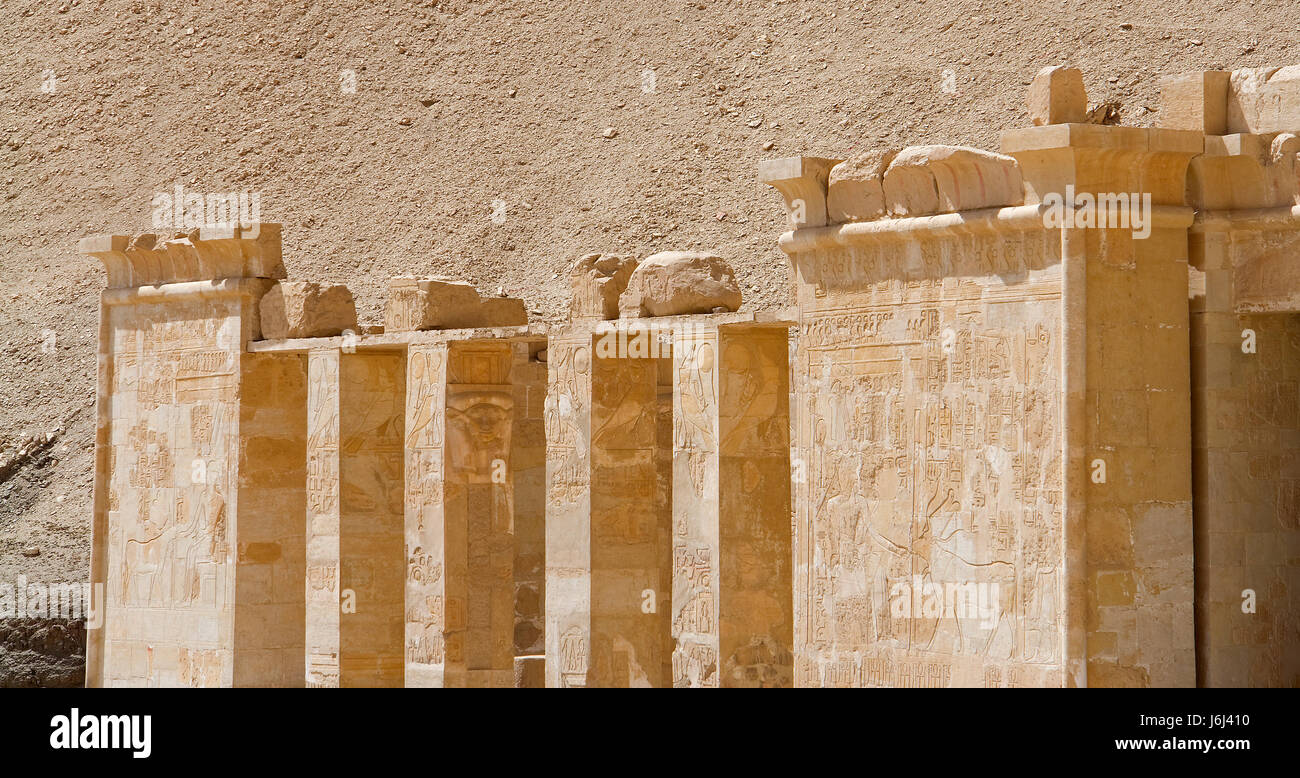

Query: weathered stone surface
[[758, 156, 841, 229], [882, 145, 1023, 216], [1026, 65, 1087, 126], [619, 251, 742, 318], [0, 617, 86, 688], [79, 223, 285, 288], [385, 277, 528, 331], [260, 281, 357, 340], [1159, 71, 1230, 134], [826, 149, 898, 223], [1228, 66, 1300, 134], [569, 253, 638, 321], [1187, 132, 1300, 212]]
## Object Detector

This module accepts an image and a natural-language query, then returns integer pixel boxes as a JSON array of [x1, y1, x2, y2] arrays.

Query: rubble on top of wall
[[1160, 66, 1300, 210], [568, 252, 638, 322], [259, 281, 357, 340], [1160, 66, 1300, 135], [567, 250, 742, 321], [618, 251, 742, 318], [384, 276, 528, 332]]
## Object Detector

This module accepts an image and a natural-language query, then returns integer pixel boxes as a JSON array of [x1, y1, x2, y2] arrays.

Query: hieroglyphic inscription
[[794, 231, 1065, 687], [102, 300, 242, 686], [404, 344, 448, 684], [305, 349, 341, 687]]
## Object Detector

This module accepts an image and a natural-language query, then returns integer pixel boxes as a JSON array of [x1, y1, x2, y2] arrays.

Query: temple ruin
[[78, 66, 1300, 687]]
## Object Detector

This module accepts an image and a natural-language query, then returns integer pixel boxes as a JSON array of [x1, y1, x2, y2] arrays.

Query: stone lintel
[[248, 323, 550, 353], [80, 223, 285, 289], [1187, 133, 1300, 211]]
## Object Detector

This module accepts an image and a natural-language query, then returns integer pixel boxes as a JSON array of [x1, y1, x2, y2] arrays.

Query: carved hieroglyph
[[786, 227, 1066, 688], [544, 316, 792, 687], [306, 350, 405, 688], [83, 226, 307, 688], [545, 323, 677, 687], [767, 122, 1203, 687], [403, 339, 545, 687], [672, 322, 793, 687]]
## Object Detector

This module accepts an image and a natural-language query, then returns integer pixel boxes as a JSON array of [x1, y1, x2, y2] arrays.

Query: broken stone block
[[883, 145, 1023, 216], [569, 253, 638, 321], [477, 296, 529, 326], [259, 281, 357, 340], [758, 156, 841, 229], [1159, 71, 1229, 134], [618, 251, 742, 318], [1227, 66, 1300, 134], [384, 277, 527, 331], [1027, 65, 1087, 126], [826, 149, 898, 223]]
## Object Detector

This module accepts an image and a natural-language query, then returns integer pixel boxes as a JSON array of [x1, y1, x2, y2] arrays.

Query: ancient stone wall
[[73, 64, 1300, 688]]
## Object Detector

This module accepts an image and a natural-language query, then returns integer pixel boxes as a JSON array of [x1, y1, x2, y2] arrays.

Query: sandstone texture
[[826, 149, 898, 223], [882, 145, 1024, 216], [385, 277, 527, 331]]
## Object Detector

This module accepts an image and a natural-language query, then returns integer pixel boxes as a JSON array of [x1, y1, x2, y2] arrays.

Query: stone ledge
[[79, 223, 284, 288], [247, 322, 550, 353]]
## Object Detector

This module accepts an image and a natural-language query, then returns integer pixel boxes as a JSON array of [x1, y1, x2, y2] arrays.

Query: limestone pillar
[[671, 322, 793, 687], [544, 324, 674, 687], [404, 339, 542, 687], [81, 225, 309, 687], [305, 348, 406, 687], [1173, 74, 1300, 685]]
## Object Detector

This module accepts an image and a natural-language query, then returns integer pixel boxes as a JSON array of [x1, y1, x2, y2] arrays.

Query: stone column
[[1004, 123, 1203, 688], [510, 341, 549, 678], [403, 343, 449, 686], [1171, 75, 1300, 686], [446, 342, 516, 687], [404, 339, 530, 687], [81, 225, 308, 687], [671, 321, 793, 687], [544, 324, 674, 687], [544, 330, 594, 687], [305, 348, 406, 687]]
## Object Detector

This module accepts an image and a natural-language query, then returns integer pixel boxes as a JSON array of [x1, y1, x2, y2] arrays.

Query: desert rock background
[[0, 0, 1291, 586]]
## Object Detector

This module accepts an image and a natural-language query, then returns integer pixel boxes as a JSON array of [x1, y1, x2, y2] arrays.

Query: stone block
[[1227, 66, 1300, 134], [569, 253, 638, 321], [826, 149, 898, 223], [1158, 71, 1229, 134], [1027, 65, 1087, 126], [259, 281, 357, 340], [883, 145, 1023, 216], [618, 251, 742, 318], [385, 277, 527, 331]]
